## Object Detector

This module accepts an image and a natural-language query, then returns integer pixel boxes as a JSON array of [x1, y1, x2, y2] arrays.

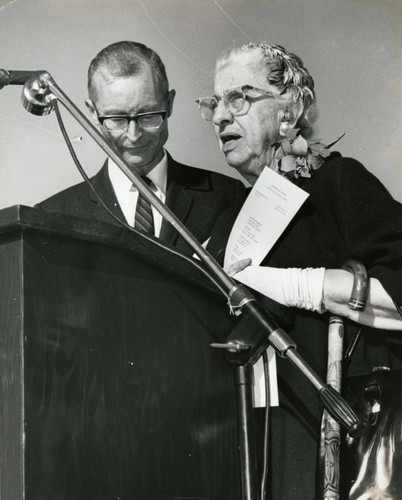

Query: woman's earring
[[279, 112, 290, 136]]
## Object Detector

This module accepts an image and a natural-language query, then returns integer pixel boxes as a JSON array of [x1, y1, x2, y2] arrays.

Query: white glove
[[233, 265, 326, 313]]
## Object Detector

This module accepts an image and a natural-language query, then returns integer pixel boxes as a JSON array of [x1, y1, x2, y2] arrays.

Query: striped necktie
[[134, 177, 155, 234]]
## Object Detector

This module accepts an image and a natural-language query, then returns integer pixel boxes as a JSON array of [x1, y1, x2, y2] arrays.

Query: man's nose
[[126, 119, 142, 141], [212, 99, 233, 127]]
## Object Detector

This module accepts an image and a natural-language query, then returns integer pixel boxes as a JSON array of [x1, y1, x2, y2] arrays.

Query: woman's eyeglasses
[[196, 85, 276, 121]]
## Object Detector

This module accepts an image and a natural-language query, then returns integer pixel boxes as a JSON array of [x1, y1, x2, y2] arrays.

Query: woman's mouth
[[220, 133, 242, 152]]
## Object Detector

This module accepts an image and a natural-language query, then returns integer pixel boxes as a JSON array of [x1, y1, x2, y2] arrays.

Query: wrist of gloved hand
[[233, 266, 327, 313]]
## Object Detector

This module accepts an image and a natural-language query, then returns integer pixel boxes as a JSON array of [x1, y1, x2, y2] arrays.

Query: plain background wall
[[0, 0, 401, 209]]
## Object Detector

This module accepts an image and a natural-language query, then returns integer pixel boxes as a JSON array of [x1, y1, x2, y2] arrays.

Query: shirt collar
[[108, 150, 168, 195]]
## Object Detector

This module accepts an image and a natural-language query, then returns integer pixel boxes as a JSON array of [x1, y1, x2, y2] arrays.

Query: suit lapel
[[160, 157, 194, 245], [90, 161, 126, 224], [91, 155, 211, 245]]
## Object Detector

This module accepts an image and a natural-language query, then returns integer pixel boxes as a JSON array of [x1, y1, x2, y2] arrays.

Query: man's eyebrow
[[99, 106, 162, 116], [96, 106, 124, 115]]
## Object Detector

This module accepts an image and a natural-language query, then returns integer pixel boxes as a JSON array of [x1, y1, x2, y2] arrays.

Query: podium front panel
[[0, 209, 242, 500]]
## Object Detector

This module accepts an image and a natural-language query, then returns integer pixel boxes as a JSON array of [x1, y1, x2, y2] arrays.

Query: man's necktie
[[134, 177, 155, 234]]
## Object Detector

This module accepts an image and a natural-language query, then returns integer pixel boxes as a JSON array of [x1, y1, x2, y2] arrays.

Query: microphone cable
[[53, 100, 229, 299]]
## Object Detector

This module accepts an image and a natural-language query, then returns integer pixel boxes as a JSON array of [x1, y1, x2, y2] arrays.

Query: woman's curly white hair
[[216, 42, 318, 138]]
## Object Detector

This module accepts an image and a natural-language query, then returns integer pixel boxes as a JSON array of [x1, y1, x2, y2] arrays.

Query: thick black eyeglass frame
[[96, 110, 168, 129]]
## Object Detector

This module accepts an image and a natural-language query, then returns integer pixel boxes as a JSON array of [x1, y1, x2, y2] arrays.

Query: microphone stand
[[2, 70, 365, 500]]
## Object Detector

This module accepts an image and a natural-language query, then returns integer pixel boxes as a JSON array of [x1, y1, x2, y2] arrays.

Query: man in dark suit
[[38, 41, 245, 254]]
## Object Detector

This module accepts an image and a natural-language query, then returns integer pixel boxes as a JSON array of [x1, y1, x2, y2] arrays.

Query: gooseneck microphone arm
[[5, 70, 364, 438], [20, 71, 240, 293], [0, 69, 46, 89]]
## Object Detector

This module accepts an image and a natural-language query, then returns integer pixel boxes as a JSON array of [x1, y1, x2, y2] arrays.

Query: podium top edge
[[0, 205, 220, 296]]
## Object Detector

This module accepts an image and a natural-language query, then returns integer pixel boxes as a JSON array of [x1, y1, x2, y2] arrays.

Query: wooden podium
[[0, 206, 242, 500]]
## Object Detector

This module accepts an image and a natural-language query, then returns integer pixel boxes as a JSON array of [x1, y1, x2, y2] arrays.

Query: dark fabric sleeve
[[325, 158, 402, 304], [206, 188, 250, 265]]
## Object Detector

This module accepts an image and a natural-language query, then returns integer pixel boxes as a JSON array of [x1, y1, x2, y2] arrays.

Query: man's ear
[[85, 99, 100, 125], [167, 89, 176, 117], [279, 102, 304, 137]]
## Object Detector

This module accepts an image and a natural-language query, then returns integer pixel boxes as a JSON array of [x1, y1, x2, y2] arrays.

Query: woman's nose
[[212, 99, 233, 127]]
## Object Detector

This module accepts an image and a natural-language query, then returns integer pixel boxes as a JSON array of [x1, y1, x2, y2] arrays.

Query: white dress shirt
[[107, 152, 168, 237]]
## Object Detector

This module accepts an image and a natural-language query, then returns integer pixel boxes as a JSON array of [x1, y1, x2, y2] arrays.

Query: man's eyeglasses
[[195, 85, 276, 122], [97, 110, 168, 132]]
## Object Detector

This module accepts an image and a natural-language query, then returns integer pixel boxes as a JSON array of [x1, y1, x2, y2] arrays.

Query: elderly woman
[[197, 43, 402, 499]]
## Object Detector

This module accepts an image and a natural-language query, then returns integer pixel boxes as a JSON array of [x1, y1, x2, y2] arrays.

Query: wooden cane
[[320, 261, 368, 499]]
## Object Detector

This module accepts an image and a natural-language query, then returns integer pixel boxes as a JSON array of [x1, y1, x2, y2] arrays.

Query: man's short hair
[[88, 41, 169, 100]]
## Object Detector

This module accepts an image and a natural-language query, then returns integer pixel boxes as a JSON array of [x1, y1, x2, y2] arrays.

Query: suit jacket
[[37, 152, 245, 255]]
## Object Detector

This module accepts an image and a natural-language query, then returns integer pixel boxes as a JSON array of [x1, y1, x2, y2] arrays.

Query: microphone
[[21, 72, 55, 116], [0, 69, 55, 115]]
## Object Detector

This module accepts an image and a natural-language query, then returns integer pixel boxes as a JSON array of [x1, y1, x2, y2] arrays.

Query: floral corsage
[[270, 130, 345, 181]]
